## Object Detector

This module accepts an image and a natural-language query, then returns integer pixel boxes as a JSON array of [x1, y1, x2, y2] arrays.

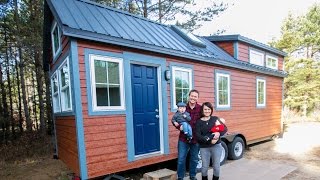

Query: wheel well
[[221, 133, 248, 148]]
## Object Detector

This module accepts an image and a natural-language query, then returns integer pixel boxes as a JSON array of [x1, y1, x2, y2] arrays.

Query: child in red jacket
[[207, 118, 226, 143]]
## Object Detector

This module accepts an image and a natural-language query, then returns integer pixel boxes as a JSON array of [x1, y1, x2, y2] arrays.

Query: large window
[[172, 66, 192, 107], [266, 55, 278, 70], [250, 49, 264, 66], [51, 21, 61, 58], [50, 57, 72, 113], [90, 54, 124, 111], [215, 72, 230, 109], [256, 78, 266, 107]]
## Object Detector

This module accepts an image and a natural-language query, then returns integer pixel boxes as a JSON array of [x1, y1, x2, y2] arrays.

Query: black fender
[[221, 133, 247, 148]]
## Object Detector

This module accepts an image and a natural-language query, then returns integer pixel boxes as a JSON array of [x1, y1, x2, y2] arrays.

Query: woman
[[195, 102, 227, 180]]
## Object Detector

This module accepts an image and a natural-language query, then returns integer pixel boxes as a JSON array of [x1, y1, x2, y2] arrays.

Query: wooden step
[[143, 168, 177, 180]]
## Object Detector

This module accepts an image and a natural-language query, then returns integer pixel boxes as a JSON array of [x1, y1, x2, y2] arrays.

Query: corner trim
[[70, 39, 88, 179]]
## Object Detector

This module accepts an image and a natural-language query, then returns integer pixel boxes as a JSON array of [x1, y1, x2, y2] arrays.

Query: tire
[[220, 141, 228, 165], [228, 137, 245, 160]]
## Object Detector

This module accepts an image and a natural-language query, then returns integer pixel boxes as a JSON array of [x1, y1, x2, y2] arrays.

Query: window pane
[[181, 71, 189, 88], [53, 94, 60, 112], [219, 91, 227, 105], [95, 60, 108, 83], [52, 74, 58, 93], [182, 88, 189, 103], [60, 64, 69, 87], [109, 85, 121, 106], [96, 84, 109, 106], [175, 88, 182, 104], [62, 89, 71, 110], [108, 62, 120, 84], [175, 71, 182, 88], [53, 27, 59, 52]]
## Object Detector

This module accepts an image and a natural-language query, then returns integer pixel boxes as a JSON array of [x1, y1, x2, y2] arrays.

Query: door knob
[[155, 109, 159, 112], [155, 115, 159, 119]]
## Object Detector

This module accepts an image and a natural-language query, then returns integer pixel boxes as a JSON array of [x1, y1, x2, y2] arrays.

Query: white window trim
[[249, 49, 264, 66], [59, 58, 72, 112], [51, 21, 62, 58], [256, 78, 266, 107], [89, 54, 125, 111], [51, 72, 61, 113], [172, 66, 193, 109], [266, 55, 278, 70], [216, 73, 231, 108]]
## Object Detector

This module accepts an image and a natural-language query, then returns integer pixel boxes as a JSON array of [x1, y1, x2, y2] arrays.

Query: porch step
[[143, 168, 176, 180]]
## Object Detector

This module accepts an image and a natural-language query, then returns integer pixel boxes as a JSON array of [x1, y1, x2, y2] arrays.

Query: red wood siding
[[278, 56, 284, 71], [215, 42, 234, 57], [55, 116, 80, 176], [75, 40, 283, 179], [167, 56, 282, 144], [238, 42, 249, 62], [77, 41, 177, 179]]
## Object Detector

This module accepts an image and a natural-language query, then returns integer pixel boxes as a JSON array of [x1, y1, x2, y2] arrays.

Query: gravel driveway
[[244, 122, 320, 179]]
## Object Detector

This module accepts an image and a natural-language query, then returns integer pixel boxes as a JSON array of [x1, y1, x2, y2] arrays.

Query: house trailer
[[43, 0, 287, 179]]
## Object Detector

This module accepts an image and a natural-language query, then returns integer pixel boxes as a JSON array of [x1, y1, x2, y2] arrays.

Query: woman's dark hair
[[188, 89, 199, 96], [200, 102, 213, 117]]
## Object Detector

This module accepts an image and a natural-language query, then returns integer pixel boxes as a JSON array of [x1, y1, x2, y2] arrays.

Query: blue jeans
[[177, 140, 199, 179], [181, 122, 192, 138]]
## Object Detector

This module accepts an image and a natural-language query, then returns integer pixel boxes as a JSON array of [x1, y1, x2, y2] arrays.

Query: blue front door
[[131, 64, 160, 155]]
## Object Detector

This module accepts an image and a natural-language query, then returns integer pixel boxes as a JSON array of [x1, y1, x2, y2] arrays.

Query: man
[[174, 89, 201, 180]]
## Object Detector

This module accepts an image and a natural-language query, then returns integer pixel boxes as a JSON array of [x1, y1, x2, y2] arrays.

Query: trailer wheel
[[220, 141, 228, 165], [228, 137, 245, 160]]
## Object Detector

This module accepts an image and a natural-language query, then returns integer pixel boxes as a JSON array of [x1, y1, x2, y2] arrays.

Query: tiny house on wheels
[[43, 0, 287, 179]]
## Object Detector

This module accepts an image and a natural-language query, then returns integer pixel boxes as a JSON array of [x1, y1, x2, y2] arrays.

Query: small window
[[51, 21, 61, 58], [51, 72, 60, 113], [90, 54, 124, 111], [250, 49, 264, 66], [50, 57, 72, 113], [172, 66, 192, 108], [59, 61, 72, 111], [216, 72, 230, 109], [256, 78, 266, 107], [266, 55, 278, 70]]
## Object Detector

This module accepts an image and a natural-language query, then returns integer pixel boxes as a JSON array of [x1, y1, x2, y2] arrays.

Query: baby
[[207, 118, 226, 144], [172, 102, 192, 142]]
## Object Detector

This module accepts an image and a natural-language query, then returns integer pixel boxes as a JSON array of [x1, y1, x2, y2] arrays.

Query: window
[[216, 72, 230, 109], [59, 61, 72, 111], [256, 78, 266, 107], [90, 54, 124, 111], [51, 73, 60, 113], [50, 57, 72, 113], [172, 66, 192, 108], [266, 55, 278, 70], [51, 21, 61, 58], [250, 49, 264, 66]]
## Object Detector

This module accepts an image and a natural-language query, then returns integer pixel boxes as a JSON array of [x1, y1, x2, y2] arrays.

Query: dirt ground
[[1, 122, 319, 180]]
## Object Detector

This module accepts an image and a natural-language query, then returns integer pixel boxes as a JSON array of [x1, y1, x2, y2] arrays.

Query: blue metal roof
[[46, 0, 286, 77], [205, 34, 287, 57]]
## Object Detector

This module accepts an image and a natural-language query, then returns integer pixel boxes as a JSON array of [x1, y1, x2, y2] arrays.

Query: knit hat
[[177, 102, 187, 107]]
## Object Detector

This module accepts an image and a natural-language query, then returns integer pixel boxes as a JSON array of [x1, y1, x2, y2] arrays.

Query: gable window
[[90, 54, 124, 111], [256, 78, 266, 107], [50, 57, 72, 113], [250, 49, 264, 66], [172, 66, 192, 107], [51, 21, 61, 58], [266, 55, 278, 70], [215, 71, 231, 109]]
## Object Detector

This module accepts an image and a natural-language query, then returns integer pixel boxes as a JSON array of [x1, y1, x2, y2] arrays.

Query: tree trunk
[[4, 27, 15, 138], [15, 55, 23, 133], [45, 71, 53, 135], [19, 48, 31, 132], [143, 0, 147, 18], [0, 59, 9, 144]]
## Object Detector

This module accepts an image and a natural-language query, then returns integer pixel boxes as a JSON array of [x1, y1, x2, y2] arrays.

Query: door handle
[[155, 115, 159, 119]]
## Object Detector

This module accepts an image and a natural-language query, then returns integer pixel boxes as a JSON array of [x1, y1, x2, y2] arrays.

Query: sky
[[193, 0, 319, 44]]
